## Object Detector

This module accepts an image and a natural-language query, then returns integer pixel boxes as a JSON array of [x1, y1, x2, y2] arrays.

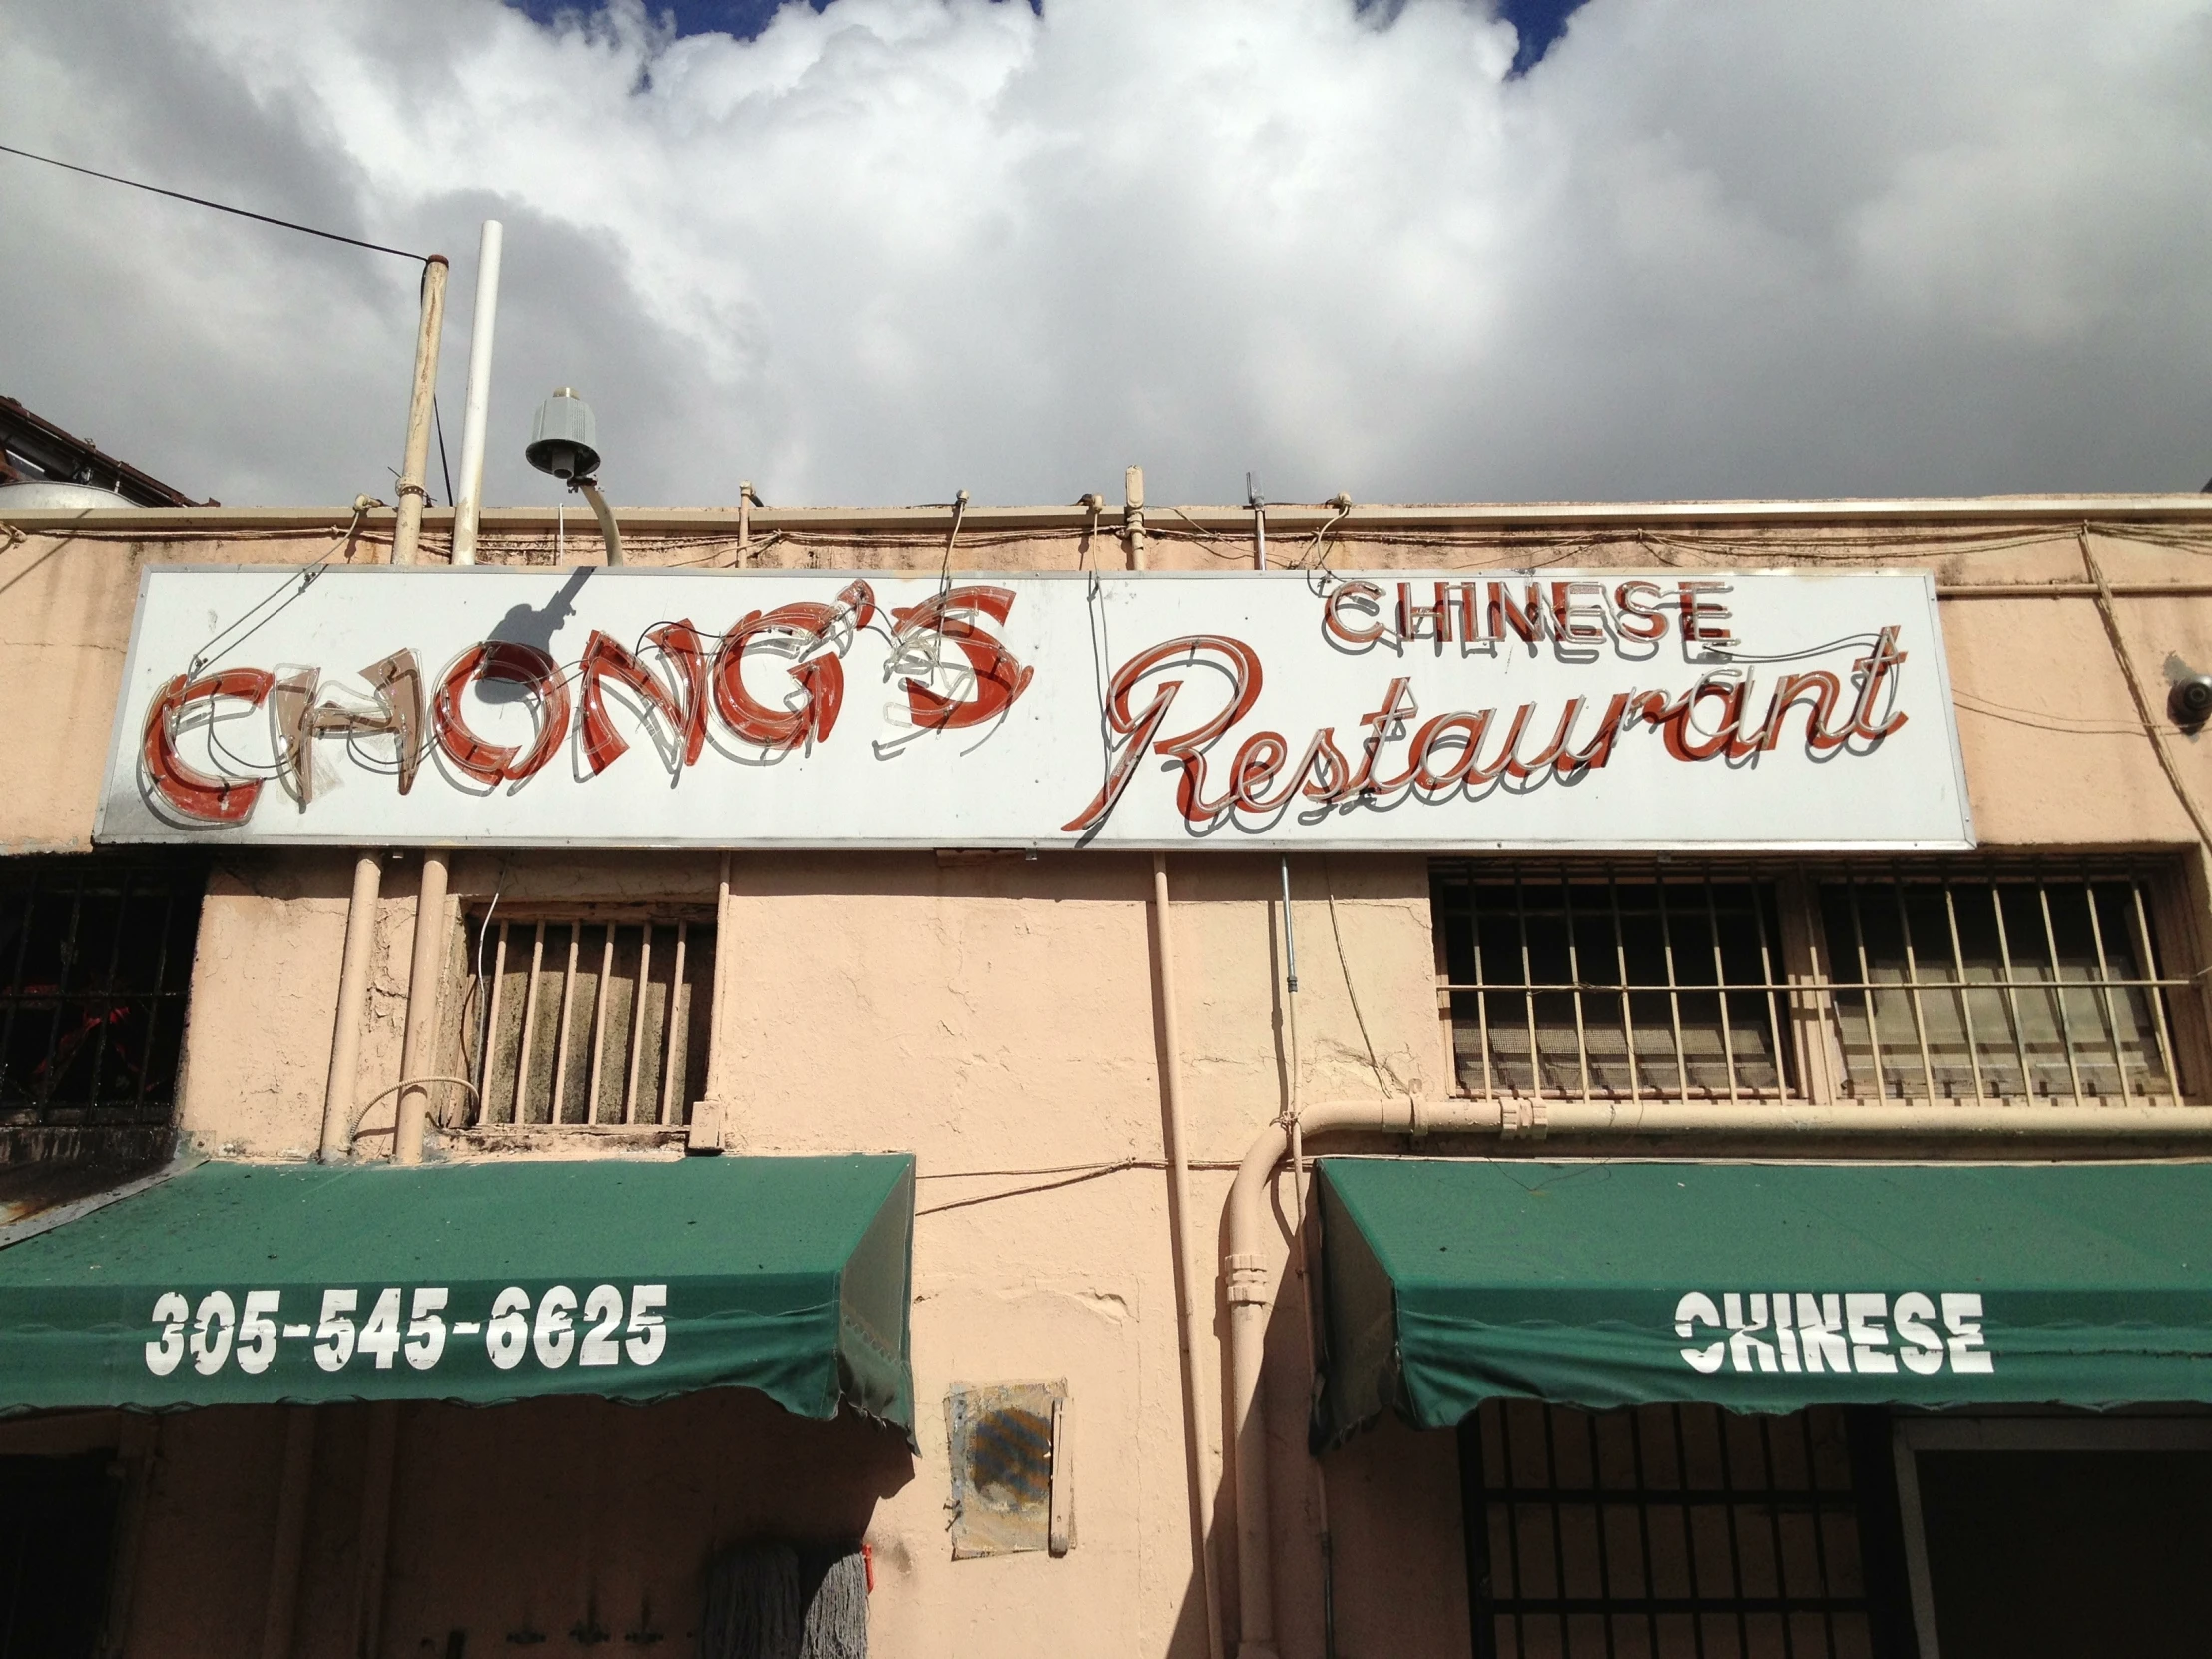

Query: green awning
[[1314, 1157, 2212, 1447], [0, 1155, 915, 1433]]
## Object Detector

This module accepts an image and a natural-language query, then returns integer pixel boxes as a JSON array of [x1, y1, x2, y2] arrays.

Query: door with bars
[[461, 912, 714, 1130]]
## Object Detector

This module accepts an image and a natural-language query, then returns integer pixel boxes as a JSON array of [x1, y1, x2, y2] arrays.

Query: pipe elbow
[[1227, 1121, 1291, 1269]]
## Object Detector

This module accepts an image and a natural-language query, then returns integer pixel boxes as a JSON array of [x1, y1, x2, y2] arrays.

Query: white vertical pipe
[[450, 219, 504, 565]]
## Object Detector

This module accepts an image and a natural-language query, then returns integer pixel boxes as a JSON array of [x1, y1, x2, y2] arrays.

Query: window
[[1433, 862, 2197, 1107], [1459, 1401, 1912, 1659], [458, 911, 714, 1131], [0, 858, 203, 1129], [1822, 875, 2174, 1103]]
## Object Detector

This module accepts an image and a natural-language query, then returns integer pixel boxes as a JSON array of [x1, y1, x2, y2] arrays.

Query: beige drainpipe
[[387, 255, 454, 1167], [322, 258, 445, 1163], [1223, 1095, 2212, 1656], [391, 851, 450, 1164], [1150, 852, 1226, 1659], [317, 852, 384, 1161]]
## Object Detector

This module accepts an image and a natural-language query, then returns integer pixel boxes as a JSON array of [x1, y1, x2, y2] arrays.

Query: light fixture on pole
[[526, 387, 622, 566]]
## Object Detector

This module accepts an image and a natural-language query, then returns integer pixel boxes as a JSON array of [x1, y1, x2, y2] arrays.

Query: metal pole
[[391, 257, 449, 567], [575, 478, 624, 565], [392, 851, 450, 1163], [451, 219, 504, 565], [318, 853, 384, 1161]]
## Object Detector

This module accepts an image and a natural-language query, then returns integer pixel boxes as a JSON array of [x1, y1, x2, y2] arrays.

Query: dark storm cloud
[[5, 0, 2210, 510]]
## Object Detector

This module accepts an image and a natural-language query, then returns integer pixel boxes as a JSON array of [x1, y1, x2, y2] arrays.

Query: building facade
[[0, 484, 2207, 1658]]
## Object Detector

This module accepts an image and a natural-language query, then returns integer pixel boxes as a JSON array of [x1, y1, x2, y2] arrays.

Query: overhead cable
[[0, 141, 429, 263]]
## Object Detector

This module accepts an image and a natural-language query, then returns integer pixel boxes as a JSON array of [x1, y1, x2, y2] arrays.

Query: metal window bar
[[0, 859, 203, 1125], [463, 914, 713, 1130], [1434, 863, 2194, 1107], [1466, 1401, 1876, 1659]]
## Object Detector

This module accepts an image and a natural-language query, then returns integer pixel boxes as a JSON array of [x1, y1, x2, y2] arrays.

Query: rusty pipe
[[575, 479, 623, 566], [391, 257, 448, 568]]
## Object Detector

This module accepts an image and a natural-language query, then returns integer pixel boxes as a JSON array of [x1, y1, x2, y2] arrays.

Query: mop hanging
[[699, 1542, 802, 1659]]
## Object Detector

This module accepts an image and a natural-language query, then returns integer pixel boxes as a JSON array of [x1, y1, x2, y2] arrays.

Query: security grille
[[1460, 1401, 1891, 1659], [1433, 862, 2196, 1107], [0, 858, 203, 1125], [461, 912, 714, 1129], [1821, 874, 2175, 1104]]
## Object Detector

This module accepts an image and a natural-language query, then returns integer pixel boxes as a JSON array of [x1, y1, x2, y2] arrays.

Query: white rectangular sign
[[96, 566, 1972, 850]]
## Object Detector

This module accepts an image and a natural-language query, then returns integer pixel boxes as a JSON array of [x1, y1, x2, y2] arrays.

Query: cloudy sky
[[6, 0, 2212, 510]]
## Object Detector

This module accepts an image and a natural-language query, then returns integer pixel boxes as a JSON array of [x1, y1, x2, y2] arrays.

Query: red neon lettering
[[1228, 732, 1290, 812], [1614, 581, 1669, 641], [1554, 582, 1607, 643], [577, 623, 709, 776], [1848, 627, 1910, 741], [1678, 581, 1734, 644], [1746, 671, 1848, 754], [890, 585, 1035, 731], [1350, 678, 1422, 795], [1407, 711, 1490, 791], [1322, 581, 1384, 647], [434, 643, 571, 785], [143, 668, 276, 823], [1396, 584, 1453, 644], [1487, 582, 1545, 645], [712, 604, 848, 751], [1295, 729, 1353, 801], [1058, 635, 1262, 832]]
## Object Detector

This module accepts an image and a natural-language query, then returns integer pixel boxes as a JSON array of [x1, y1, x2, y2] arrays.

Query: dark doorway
[[1916, 1448, 2212, 1657], [0, 1452, 122, 1657]]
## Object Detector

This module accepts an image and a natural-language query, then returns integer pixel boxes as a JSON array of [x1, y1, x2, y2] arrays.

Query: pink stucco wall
[[0, 497, 2206, 1657]]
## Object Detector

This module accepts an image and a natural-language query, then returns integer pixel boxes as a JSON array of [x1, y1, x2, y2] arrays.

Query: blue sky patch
[[510, 0, 1587, 73]]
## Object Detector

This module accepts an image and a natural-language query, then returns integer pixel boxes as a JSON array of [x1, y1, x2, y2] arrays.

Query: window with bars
[[459, 912, 714, 1131], [0, 858, 203, 1127], [1458, 1401, 1910, 1659], [1433, 862, 2199, 1107]]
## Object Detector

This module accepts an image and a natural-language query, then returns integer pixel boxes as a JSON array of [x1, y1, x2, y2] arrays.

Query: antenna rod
[[451, 219, 504, 565]]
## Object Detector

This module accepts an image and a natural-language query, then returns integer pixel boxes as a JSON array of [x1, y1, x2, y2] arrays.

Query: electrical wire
[[2081, 529, 2212, 855], [0, 141, 429, 262], [434, 395, 456, 510], [912, 1155, 1244, 1217], [1321, 853, 1394, 1102], [183, 500, 373, 676]]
